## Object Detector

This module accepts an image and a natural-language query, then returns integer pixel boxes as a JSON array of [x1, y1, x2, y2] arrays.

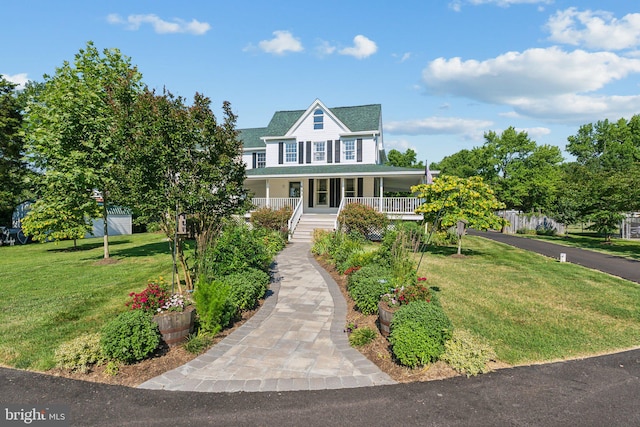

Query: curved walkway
[[138, 242, 395, 392], [470, 230, 640, 284]]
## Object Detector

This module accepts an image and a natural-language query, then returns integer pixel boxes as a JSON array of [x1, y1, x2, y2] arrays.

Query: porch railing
[[251, 197, 300, 211], [335, 197, 423, 229], [287, 198, 304, 241]]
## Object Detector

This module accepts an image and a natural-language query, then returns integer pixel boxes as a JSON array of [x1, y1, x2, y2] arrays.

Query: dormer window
[[313, 109, 323, 130]]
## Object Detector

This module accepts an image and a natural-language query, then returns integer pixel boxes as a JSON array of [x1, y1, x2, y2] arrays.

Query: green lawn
[[419, 236, 640, 365], [0, 233, 174, 370], [520, 232, 640, 260]]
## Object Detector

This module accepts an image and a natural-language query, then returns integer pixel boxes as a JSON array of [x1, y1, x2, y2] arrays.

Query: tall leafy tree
[[0, 76, 29, 226], [385, 148, 424, 168], [413, 175, 505, 255], [24, 42, 142, 258]]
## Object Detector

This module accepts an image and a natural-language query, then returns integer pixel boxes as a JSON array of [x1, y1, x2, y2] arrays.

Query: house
[[239, 99, 429, 240]]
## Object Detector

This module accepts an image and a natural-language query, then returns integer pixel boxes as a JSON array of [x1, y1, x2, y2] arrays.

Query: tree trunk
[[102, 194, 110, 259]]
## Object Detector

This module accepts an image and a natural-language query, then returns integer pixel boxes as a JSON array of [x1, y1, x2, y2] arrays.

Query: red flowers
[[125, 280, 170, 313], [344, 265, 361, 276]]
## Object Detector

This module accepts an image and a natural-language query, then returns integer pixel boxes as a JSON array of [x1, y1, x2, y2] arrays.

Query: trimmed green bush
[[328, 232, 362, 274], [348, 327, 377, 347], [193, 279, 237, 334], [442, 329, 497, 377], [389, 301, 453, 367], [348, 264, 394, 314], [221, 267, 270, 312], [100, 310, 160, 364], [54, 333, 105, 373], [338, 203, 388, 239]]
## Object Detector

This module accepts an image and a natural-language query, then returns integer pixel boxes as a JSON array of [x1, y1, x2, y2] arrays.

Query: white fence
[[500, 211, 566, 235]]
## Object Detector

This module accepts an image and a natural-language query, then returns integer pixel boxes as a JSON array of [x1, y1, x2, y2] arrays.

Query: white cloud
[[385, 139, 418, 152], [422, 46, 640, 122], [315, 40, 336, 57], [515, 127, 551, 139], [258, 31, 303, 55], [546, 8, 640, 50], [3, 73, 29, 89], [339, 35, 378, 59], [385, 117, 493, 140], [107, 13, 210, 35]]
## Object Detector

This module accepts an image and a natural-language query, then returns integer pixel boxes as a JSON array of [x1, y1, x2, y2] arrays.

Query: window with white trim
[[343, 140, 355, 161], [313, 109, 323, 130], [313, 141, 326, 162], [345, 178, 356, 198], [256, 152, 266, 168], [285, 142, 297, 163]]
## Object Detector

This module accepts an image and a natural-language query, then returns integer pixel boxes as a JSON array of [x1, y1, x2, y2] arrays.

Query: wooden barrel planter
[[378, 302, 396, 337], [153, 306, 195, 347]]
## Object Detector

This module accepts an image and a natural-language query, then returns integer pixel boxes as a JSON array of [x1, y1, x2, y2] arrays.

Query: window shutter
[[252, 152, 257, 169], [308, 179, 314, 207], [357, 177, 364, 197], [306, 141, 311, 164], [298, 141, 304, 164], [278, 142, 284, 164], [335, 140, 341, 163], [327, 140, 333, 163], [357, 139, 363, 162]]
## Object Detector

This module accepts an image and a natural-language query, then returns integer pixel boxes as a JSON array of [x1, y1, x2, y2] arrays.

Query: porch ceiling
[[245, 164, 426, 180]]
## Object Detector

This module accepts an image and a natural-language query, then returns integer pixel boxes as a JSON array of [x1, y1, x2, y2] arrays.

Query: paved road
[[470, 230, 640, 284], [1, 348, 639, 426]]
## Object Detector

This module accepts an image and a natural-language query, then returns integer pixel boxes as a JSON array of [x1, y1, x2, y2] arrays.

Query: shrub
[[391, 221, 426, 252], [442, 329, 497, 377], [250, 206, 292, 235], [254, 227, 287, 257], [199, 222, 272, 281], [348, 264, 394, 314], [220, 268, 270, 312], [380, 229, 417, 286], [100, 310, 160, 364], [389, 301, 453, 367], [348, 327, 377, 347], [338, 203, 388, 240], [193, 279, 237, 334], [516, 228, 536, 235], [54, 333, 105, 373], [535, 224, 557, 236], [328, 232, 362, 273]]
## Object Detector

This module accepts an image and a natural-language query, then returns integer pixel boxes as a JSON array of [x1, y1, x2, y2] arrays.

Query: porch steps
[[290, 214, 336, 243]]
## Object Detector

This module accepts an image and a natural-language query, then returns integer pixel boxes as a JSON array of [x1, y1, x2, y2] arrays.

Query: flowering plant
[[380, 278, 431, 308], [126, 277, 189, 313], [344, 266, 361, 276]]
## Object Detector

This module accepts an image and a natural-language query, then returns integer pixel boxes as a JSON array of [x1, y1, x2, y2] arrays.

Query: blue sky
[[3, 0, 640, 164]]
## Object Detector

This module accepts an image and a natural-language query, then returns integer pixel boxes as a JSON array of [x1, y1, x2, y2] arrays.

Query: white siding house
[[240, 99, 427, 216]]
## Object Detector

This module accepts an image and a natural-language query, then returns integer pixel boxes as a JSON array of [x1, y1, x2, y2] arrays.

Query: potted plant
[[378, 277, 431, 336], [126, 278, 195, 347]]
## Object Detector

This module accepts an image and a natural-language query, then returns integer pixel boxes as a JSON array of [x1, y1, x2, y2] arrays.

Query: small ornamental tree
[[413, 175, 505, 255]]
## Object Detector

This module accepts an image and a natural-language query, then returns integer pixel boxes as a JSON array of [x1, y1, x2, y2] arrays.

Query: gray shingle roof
[[240, 103, 382, 142], [239, 127, 267, 149]]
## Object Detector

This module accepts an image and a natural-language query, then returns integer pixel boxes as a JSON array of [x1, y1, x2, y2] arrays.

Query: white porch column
[[300, 180, 304, 213], [266, 179, 270, 207], [379, 177, 384, 212], [341, 178, 345, 201]]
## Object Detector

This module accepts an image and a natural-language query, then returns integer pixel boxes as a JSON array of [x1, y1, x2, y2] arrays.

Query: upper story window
[[256, 152, 266, 168], [313, 109, 323, 130], [285, 142, 297, 163], [313, 141, 325, 162], [343, 140, 355, 161]]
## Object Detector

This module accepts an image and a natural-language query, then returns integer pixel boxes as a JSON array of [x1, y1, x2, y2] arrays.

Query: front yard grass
[[419, 236, 640, 365], [0, 233, 174, 370]]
